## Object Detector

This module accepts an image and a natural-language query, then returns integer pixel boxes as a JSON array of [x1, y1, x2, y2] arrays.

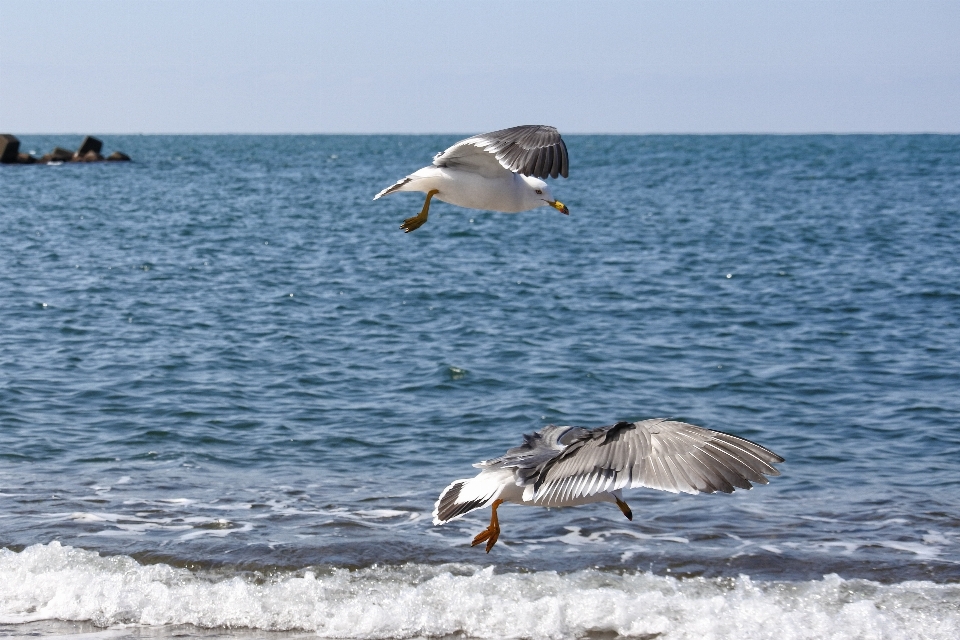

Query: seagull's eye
[[535, 189, 542, 194]]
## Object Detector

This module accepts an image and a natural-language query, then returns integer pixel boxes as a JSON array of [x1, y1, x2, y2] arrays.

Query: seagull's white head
[[522, 176, 569, 215]]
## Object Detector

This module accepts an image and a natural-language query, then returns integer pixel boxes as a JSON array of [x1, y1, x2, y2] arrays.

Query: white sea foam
[[1, 542, 958, 639]]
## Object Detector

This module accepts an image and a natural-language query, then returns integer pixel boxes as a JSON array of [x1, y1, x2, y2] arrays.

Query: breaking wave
[[1, 542, 958, 639]]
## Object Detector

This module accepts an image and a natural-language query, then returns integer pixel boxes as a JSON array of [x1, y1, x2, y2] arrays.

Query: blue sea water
[[1, 134, 959, 639]]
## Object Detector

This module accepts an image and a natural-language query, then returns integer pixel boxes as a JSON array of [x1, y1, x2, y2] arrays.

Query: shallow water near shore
[[2, 134, 959, 638]]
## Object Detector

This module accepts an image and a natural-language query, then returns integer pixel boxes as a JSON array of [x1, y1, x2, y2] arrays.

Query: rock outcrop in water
[[75, 135, 102, 157], [40, 147, 76, 163], [0, 134, 131, 164], [0, 134, 20, 163]]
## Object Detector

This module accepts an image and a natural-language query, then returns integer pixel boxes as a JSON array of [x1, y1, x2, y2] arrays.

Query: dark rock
[[76, 150, 104, 162], [76, 136, 103, 156], [50, 147, 74, 162], [17, 153, 36, 164], [0, 134, 20, 163], [39, 147, 74, 163], [105, 151, 131, 162]]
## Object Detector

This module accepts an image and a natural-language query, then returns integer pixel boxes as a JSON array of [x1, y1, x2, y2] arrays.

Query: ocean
[[1, 134, 958, 638]]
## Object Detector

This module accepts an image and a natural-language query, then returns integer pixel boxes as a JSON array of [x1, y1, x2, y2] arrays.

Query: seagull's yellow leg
[[400, 189, 439, 233], [471, 499, 504, 553], [615, 497, 633, 521]]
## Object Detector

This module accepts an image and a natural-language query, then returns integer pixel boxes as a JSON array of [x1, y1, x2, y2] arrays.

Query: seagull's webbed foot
[[400, 189, 439, 233], [615, 496, 633, 521], [400, 212, 427, 233], [471, 499, 504, 553]]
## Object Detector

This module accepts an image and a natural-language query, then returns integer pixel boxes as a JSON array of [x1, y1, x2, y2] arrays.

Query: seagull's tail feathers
[[373, 176, 413, 200], [433, 470, 511, 526]]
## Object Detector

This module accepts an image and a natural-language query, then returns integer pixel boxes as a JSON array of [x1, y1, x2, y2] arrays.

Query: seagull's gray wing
[[527, 419, 784, 504], [476, 424, 583, 485], [433, 125, 569, 179]]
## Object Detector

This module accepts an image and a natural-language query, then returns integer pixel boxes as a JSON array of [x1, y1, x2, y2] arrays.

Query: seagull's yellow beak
[[549, 200, 569, 215]]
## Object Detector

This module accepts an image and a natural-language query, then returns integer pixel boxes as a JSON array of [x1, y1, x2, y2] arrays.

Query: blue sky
[[1, 0, 958, 133]]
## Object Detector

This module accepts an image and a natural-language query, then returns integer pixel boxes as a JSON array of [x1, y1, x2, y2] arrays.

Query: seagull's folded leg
[[471, 499, 504, 553], [400, 189, 439, 233]]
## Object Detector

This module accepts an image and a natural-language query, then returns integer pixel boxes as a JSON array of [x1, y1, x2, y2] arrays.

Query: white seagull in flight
[[374, 125, 570, 233], [434, 419, 784, 552]]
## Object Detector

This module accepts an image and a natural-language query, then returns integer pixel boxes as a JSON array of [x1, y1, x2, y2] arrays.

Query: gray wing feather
[[433, 125, 569, 179], [477, 425, 573, 472], [521, 419, 782, 504]]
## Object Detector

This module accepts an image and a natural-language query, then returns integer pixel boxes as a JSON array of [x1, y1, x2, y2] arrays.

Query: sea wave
[[1, 542, 957, 639]]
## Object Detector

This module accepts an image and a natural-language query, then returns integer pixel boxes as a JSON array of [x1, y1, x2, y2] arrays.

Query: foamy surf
[[1, 543, 957, 639]]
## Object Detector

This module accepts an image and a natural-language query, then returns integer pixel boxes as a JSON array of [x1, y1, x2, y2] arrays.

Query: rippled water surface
[[1, 134, 959, 637]]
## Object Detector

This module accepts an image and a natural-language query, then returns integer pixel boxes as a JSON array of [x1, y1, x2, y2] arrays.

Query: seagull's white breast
[[430, 167, 536, 213]]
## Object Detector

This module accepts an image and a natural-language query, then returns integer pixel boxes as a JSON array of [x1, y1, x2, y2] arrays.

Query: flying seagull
[[374, 125, 570, 233], [433, 419, 784, 552]]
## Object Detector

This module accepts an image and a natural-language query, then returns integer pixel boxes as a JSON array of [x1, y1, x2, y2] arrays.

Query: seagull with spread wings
[[374, 125, 570, 233], [434, 419, 784, 552]]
